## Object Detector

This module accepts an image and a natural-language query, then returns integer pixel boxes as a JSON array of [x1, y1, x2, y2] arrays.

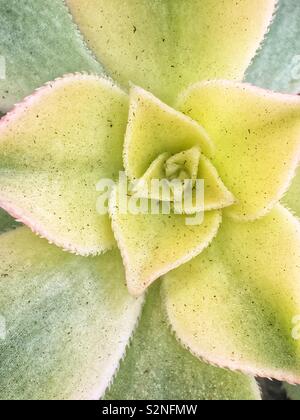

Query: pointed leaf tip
[[66, 0, 276, 104], [178, 80, 300, 221], [0, 74, 129, 255], [109, 183, 222, 296]]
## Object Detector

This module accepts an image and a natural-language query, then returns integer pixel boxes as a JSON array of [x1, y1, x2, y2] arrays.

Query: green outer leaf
[[66, 0, 275, 105], [105, 284, 260, 401], [163, 205, 300, 383], [246, 0, 300, 94], [0, 228, 143, 400], [284, 384, 300, 400], [0, 209, 19, 233], [0, 0, 103, 113]]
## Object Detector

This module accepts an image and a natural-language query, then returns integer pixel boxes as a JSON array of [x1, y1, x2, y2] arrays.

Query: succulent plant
[[0, 0, 300, 400]]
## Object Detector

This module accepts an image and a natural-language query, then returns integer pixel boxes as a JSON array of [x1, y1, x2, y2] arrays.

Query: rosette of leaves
[[0, 0, 300, 400]]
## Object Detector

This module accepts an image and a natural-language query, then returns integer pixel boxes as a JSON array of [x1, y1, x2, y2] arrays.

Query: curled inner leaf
[[125, 86, 234, 214], [132, 146, 201, 202]]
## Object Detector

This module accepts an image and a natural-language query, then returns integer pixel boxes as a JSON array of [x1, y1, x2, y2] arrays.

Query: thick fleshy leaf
[[124, 86, 213, 180], [109, 186, 222, 296], [283, 166, 300, 218], [163, 205, 300, 383], [284, 384, 300, 400], [0, 208, 19, 233], [246, 0, 300, 94], [105, 284, 260, 400], [66, 0, 276, 105], [165, 147, 201, 183], [0, 74, 129, 255], [178, 81, 300, 221], [0, 0, 103, 113], [0, 228, 143, 400]]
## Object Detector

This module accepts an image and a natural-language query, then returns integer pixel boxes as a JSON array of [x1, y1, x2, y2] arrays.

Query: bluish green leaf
[[246, 0, 300, 94], [0, 0, 104, 112], [0, 228, 143, 400]]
